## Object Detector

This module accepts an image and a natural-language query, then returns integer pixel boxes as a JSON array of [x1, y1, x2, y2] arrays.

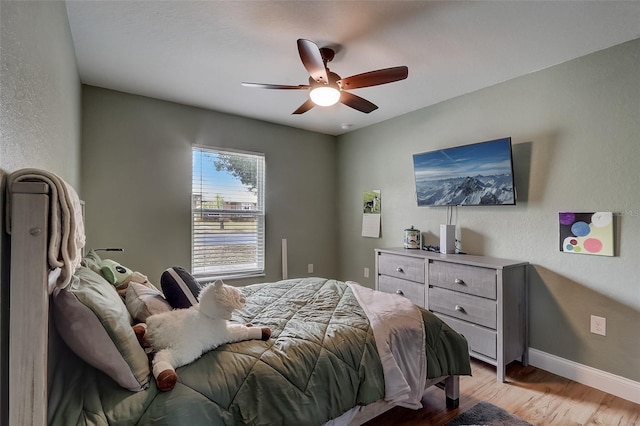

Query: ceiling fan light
[[310, 86, 340, 106]]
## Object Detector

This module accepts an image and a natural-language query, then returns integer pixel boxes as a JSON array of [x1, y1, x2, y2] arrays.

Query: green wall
[[0, 1, 81, 422], [336, 39, 640, 382], [81, 86, 338, 286], [0, 1, 81, 186]]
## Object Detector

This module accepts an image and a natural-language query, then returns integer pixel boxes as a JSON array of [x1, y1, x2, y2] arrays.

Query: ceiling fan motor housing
[[308, 71, 341, 89], [319, 47, 335, 64]]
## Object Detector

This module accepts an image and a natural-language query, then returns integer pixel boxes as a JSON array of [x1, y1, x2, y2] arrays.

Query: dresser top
[[375, 247, 528, 269]]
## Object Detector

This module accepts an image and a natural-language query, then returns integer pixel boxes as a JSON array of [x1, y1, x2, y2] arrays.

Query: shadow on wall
[[512, 132, 561, 206], [453, 227, 486, 255], [529, 264, 640, 382], [511, 141, 532, 204]]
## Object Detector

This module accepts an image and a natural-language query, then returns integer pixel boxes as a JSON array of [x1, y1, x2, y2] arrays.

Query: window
[[192, 146, 265, 278]]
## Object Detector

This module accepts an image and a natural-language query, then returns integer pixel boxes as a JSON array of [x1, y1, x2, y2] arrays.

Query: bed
[[5, 169, 471, 426]]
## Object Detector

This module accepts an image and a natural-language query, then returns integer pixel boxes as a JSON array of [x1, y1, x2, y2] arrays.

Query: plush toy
[[133, 280, 271, 391], [99, 259, 158, 297]]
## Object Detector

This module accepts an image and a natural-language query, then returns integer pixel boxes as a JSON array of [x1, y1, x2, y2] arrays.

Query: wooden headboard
[[8, 181, 51, 425]]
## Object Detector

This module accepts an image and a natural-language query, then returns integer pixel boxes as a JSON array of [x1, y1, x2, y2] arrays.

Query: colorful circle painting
[[558, 212, 614, 256]]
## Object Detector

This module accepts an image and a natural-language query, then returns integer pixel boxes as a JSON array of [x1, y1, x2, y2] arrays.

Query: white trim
[[528, 348, 640, 404], [281, 238, 288, 280], [191, 146, 265, 277], [192, 143, 265, 158]]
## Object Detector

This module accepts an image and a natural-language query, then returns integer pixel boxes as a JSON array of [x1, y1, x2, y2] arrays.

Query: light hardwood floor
[[364, 359, 640, 425]]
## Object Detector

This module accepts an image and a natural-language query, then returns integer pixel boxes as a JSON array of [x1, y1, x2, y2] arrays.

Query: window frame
[[191, 145, 265, 281]]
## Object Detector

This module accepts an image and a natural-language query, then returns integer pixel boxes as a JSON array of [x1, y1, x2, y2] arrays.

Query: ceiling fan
[[242, 39, 408, 115]]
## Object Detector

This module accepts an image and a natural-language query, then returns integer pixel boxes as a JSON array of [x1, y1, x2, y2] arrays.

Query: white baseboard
[[528, 348, 640, 405]]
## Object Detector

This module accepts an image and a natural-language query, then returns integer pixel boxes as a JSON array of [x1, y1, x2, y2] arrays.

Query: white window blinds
[[192, 146, 265, 278]]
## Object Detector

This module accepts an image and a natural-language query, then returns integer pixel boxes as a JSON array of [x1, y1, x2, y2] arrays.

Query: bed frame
[[9, 181, 50, 425], [7, 181, 460, 426]]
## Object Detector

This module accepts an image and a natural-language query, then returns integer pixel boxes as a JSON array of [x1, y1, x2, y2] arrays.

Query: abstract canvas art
[[559, 212, 614, 256]]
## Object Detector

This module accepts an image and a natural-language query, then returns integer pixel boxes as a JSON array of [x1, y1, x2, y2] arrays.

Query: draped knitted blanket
[[6, 168, 85, 288]]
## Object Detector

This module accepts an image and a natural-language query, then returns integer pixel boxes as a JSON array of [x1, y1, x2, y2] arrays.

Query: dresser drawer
[[378, 275, 425, 306], [429, 287, 496, 329], [429, 261, 496, 299], [434, 313, 497, 360], [378, 253, 425, 283]]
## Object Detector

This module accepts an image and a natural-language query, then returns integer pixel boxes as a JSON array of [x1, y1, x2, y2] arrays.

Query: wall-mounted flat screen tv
[[413, 137, 516, 207]]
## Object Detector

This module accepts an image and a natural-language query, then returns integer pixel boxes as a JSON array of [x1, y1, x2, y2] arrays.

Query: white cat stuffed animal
[[134, 280, 271, 391]]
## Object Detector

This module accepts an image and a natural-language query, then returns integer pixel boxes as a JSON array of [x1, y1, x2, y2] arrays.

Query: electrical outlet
[[364, 267, 369, 278], [307, 264, 313, 274], [590, 315, 606, 336]]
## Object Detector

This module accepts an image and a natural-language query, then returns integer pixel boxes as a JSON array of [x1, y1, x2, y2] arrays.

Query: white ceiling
[[65, 1, 640, 136]]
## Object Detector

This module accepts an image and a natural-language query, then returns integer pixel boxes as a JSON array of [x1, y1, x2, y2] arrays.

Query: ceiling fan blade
[[297, 39, 329, 83], [340, 91, 378, 113], [292, 98, 316, 115], [242, 82, 309, 90], [338, 66, 408, 90]]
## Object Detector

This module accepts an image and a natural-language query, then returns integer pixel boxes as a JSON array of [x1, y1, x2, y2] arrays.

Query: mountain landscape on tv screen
[[416, 173, 515, 206]]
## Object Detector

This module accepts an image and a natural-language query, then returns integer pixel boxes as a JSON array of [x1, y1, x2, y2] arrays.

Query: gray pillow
[[125, 282, 172, 323], [81, 249, 102, 273], [51, 266, 150, 391], [160, 266, 202, 309]]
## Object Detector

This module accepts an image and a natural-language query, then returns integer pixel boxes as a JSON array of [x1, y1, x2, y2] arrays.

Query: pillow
[[160, 266, 201, 309], [126, 282, 172, 323], [51, 266, 150, 391], [81, 249, 102, 273]]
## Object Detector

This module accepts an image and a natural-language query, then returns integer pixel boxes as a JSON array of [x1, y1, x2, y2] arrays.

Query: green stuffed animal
[[99, 259, 158, 297], [100, 259, 133, 286]]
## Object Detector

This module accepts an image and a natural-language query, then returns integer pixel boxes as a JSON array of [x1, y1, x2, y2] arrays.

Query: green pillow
[[51, 266, 150, 391]]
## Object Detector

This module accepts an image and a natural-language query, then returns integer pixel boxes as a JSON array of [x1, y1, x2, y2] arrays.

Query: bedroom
[[1, 0, 639, 424]]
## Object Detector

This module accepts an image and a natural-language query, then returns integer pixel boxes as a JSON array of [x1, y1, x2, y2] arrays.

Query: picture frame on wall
[[559, 212, 614, 256]]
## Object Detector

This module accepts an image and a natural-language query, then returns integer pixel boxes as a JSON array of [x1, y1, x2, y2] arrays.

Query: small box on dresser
[[375, 247, 528, 382]]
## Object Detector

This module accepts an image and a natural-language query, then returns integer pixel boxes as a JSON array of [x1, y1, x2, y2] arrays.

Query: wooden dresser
[[375, 247, 528, 382]]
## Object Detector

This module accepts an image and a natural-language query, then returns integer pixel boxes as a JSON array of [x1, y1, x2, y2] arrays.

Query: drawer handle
[[454, 278, 465, 285], [396, 267, 404, 273], [396, 289, 405, 296], [454, 305, 466, 313]]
